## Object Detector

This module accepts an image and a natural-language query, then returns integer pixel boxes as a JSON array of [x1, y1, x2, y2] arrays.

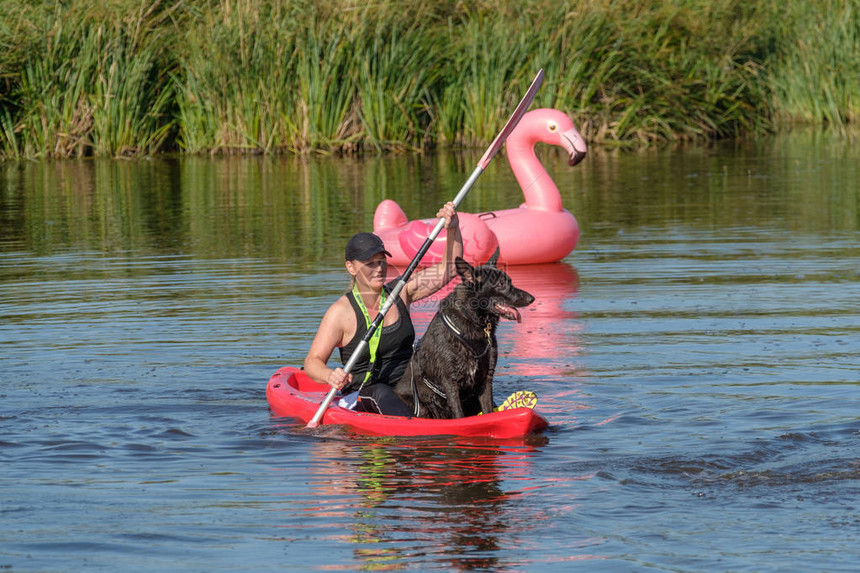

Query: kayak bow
[[267, 367, 549, 438]]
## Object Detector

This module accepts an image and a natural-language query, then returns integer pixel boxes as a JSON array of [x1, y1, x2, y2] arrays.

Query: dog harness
[[440, 312, 493, 357], [406, 356, 443, 417]]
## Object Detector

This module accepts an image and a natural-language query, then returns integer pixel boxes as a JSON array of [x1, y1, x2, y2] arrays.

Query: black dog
[[395, 249, 534, 418]]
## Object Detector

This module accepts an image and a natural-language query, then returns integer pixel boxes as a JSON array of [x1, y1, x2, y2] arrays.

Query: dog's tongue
[[496, 303, 522, 323]]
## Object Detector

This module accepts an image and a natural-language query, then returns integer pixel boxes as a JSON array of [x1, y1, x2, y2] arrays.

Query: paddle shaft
[[306, 69, 545, 428]]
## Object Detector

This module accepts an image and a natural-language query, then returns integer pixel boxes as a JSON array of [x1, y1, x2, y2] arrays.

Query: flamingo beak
[[561, 128, 588, 167], [569, 149, 587, 167]]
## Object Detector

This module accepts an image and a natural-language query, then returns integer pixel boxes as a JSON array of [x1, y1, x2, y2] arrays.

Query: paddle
[[306, 69, 545, 428]]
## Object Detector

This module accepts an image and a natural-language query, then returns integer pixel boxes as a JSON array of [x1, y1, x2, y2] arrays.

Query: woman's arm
[[303, 299, 353, 391], [404, 201, 463, 304]]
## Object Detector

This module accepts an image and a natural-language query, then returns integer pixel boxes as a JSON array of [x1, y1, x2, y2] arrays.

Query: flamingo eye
[[548, 122, 558, 132]]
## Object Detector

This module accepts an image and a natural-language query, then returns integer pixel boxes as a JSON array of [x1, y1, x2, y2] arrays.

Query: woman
[[303, 202, 463, 416]]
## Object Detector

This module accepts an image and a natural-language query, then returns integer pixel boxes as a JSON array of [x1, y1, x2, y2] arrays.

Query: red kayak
[[266, 366, 549, 438]]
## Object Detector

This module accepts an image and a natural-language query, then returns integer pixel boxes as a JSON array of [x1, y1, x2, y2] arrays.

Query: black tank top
[[339, 284, 415, 391]]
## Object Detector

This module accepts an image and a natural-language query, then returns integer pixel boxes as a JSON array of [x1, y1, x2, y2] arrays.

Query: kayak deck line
[[266, 367, 549, 439]]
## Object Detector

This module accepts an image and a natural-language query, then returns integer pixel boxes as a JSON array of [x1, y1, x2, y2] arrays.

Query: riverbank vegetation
[[1, 0, 857, 158]]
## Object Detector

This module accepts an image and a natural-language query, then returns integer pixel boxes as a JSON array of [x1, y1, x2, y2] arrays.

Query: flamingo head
[[511, 108, 587, 167]]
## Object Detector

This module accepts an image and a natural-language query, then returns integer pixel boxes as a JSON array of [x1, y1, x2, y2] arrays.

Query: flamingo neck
[[506, 138, 562, 212]]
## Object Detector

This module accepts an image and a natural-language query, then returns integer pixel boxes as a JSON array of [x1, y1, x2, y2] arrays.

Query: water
[[1, 133, 858, 571]]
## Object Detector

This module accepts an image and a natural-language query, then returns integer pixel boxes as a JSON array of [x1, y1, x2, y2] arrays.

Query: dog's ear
[[455, 257, 475, 283], [485, 247, 500, 268]]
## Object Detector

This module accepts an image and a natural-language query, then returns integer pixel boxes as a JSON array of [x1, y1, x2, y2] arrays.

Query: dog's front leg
[[442, 378, 466, 418], [478, 382, 494, 415], [478, 344, 498, 415]]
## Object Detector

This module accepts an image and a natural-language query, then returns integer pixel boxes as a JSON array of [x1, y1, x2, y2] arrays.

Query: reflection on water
[[1, 154, 493, 263], [573, 131, 859, 239], [3, 132, 857, 264], [292, 437, 601, 571], [498, 263, 583, 375], [1, 130, 859, 572]]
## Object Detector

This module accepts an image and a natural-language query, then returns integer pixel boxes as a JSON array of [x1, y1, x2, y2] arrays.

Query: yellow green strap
[[351, 284, 386, 387]]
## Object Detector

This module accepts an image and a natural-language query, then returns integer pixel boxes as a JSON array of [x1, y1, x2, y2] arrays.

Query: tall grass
[[1, 0, 858, 159], [355, 19, 441, 151], [768, 0, 860, 132], [446, 12, 536, 146], [175, 1, 303, 153], [1, 1, 176, 158], [175, 1, 443, 154], [601, 1, 772, 142]]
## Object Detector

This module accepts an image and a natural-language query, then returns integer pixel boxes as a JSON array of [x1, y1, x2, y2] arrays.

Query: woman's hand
[[326, 367, 352, 391], [436, 201, 459, 229], [402, 200, 463, 304]]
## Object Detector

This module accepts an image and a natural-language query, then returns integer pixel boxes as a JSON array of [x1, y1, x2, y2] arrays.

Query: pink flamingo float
[[373, 108, 587, 266]]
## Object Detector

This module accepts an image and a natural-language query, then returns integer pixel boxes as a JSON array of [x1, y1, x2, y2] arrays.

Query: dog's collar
[[440, 312, 492, 358]]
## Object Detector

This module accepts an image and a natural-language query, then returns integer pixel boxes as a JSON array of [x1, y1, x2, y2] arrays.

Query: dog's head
[[454, 248, 535, 323]]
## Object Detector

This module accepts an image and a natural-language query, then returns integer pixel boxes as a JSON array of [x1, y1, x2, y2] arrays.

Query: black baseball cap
[[345, 232, 391, 261]]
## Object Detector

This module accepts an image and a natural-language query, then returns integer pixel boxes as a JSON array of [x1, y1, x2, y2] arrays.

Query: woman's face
[[347, 253, 388, 289]]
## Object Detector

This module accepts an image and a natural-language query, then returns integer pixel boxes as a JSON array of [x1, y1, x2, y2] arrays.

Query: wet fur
[[395, 249, 534, 418]]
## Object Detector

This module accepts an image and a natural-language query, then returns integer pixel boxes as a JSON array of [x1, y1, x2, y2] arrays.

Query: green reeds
[[2, 2, 175, 158], [769, 0, 860, 132], [175, 1, 304, 153], [175, 1, 442, 154], [451, 14, 535, 146], [355, 21, 440, 152], [1, 0, 858, 159]]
